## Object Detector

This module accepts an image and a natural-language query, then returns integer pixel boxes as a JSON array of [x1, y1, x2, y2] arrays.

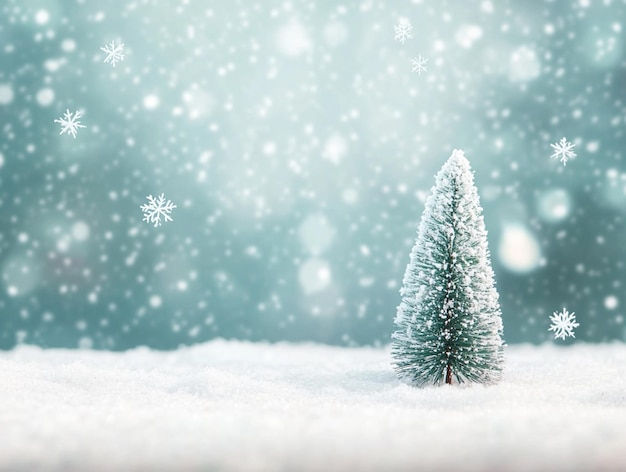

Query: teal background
[[1, 0, 625, 349]]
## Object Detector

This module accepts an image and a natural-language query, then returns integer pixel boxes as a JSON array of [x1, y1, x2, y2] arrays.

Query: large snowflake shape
[[411, 54, 428, 75], [140, 194, 177, 227], [549, 308, 580, 340], [100, 40, 125, 67], [394, 20, 413, 44], [550, 137, 576, 166], [54, 109, 86, 138]]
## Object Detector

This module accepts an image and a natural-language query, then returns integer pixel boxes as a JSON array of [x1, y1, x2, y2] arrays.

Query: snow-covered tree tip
[[391, 149, 504, 387]]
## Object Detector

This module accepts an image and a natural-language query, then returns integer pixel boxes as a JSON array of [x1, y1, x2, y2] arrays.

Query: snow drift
[[1, 341, 625, 471]]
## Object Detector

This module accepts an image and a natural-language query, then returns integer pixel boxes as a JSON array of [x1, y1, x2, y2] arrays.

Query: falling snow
[[140, 194, 177, 227], [100, 40, 125, 67], [54, 109, 86, 138], [394, 20, 413, 44], [0, 0, 625, 352], [411, 55, 428, 75], [550, 137, 577, 166], [549, 308, 580, 340]]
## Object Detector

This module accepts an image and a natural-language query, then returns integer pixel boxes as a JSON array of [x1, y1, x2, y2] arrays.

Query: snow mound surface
[[1, 341, 625, 471]]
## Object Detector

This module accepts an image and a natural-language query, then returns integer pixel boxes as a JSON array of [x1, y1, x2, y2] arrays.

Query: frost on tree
[[391, 150, 504, 386]]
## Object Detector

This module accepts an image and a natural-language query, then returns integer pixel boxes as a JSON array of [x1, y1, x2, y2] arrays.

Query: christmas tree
[[391, 150, 504, 386]]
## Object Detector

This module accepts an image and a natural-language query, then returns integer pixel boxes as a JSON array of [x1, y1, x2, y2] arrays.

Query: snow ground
[[1, 341, 625, 472]]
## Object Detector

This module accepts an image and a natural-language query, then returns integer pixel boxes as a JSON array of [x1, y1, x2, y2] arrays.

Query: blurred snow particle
[[498, 224, 541, 273], [323, 134, 348, 164], [44, 59, 67, 72], [298, 213, 335, 255], [262, 141, 276, 155], [34, 10, 50, 25], [455, 25, 483, 48], [143, 94, 160, 110], [411, 55, 428, 75], [36, 88, 55, 107], [481, 1, 494, 13], [72, 221, 90, 241], [509, 46, 540, 82], [604, 296, 618, 310], [149, 295, 162, 308], [57, 235, 71, 252], [276, 19, 312, 57], [359, 277, 374, 287], [182, 87, 215, 119], [537, 189, 571, 223], [78, 337, 94, 349], [245, 246, 260, 258], [0, 84, 14, 105], [299, 258, 331, 294], [2, 254, 41, 297], [61, 39, 76, 52], [586, 141, 599, 153], [0, 152, 4, 168], [416, 190, 429, 202], [602, 168, 626, 209], [342, 188, 358, 204], [481, 185, 502, 201], [323, 21, 348, 47], [394, 19, 413, 44]]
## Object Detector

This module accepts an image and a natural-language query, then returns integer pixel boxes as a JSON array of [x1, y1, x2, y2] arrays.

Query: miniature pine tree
[[391, 149, 504, 386]]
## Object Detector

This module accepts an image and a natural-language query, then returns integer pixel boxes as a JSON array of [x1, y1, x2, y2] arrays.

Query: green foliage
[[391, 150, 504, 386]]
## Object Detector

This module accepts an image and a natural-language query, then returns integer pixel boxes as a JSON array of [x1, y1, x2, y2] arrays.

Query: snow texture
[[0, 340, 625, 471], [393, 21, 413, 44], [411, 55, 428, 75]]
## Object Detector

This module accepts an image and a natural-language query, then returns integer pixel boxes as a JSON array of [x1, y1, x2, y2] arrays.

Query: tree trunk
[[445, 363, 452, 384]]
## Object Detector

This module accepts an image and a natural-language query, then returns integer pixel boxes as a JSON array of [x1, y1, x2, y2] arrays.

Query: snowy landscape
[[2, 1, 626, 470], [2, 340, 625, 471]]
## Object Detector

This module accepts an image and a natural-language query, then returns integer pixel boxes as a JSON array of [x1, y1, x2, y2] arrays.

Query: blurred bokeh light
[[1, 0, 625, 349]]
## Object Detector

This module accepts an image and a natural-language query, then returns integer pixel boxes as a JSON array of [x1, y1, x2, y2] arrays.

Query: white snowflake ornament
[[140, 193, 177, 227], [100, 40, 125, 67], [394, 20, 413, 44], [54, 109, 86, 138], [549, 308, 579, 340], [411, 55, 428, 75], [550, 137, 576, 166]]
